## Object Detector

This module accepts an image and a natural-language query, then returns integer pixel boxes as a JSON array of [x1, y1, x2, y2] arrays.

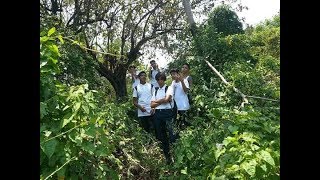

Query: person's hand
[[140, 106, 146, 112], [156, 64, 159, 69], [177, 73, 183, 81], [149, 65, 152, 70]]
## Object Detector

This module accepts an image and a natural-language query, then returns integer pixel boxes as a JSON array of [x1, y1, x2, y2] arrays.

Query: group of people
[[128, 60, 192, 164]]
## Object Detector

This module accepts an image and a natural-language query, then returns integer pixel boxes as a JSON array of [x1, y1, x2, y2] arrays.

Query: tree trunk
[[97, 62, 128, 101], [182, 0, 197, 36]]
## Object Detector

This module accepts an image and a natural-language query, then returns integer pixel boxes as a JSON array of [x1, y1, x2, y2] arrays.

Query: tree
[[40, 0, 215, 99], [208, 4, 244, 36]]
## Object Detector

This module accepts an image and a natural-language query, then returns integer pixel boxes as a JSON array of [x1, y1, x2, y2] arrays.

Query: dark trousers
[[138, 115, 153, 133], [153, 109, 174, 159]]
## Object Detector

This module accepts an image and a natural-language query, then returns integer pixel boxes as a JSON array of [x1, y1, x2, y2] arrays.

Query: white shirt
[[171, 79, 190, 110], [133, 82, 154, 117], [150, 69, 159, 87], [151, 85, 174, 109]]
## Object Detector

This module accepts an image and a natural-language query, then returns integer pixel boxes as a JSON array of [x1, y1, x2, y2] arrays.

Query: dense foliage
[[40, 6, 279, 179]]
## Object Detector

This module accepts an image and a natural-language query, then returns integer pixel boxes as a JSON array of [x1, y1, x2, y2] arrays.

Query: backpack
[[134, 84, 154, 98], [187, 93, 193, 105]]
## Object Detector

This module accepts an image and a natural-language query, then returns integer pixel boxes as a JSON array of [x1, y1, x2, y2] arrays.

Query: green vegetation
[[40, 2, 279, 179]]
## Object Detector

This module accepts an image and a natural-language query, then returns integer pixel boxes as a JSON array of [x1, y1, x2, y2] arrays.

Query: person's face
[[150, 62, 156, 68], [129, 67, 135, 73], [157, 78, 165, 87], [170, 72, 179, 80], [181, 65, 189, 73], [139, 73, 147, 82]]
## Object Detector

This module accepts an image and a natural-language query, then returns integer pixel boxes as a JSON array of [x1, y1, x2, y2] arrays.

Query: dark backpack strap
[[151, 84, 154, 94], [155, 87, 159, 97]]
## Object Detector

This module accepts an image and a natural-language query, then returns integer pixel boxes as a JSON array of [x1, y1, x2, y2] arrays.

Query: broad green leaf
[[214, 147, 226, 160], [81, 142, 95, 153], [96, 147, 110, 157], [84, 125, 96, 138], [61, 112, 73, 128], [48, 27, 56, 36], [48, 44, 60, 57], [260, 150, 275, 166], [228, 125, 238, 133], [58, 35, 64, 44], [40, 36, 49, 43], [260, 164, 267, 172], [73, 102, 81, 112], [41, 139, 58, 159], [240, 159, 257, 177], [82, 105, 89, 114]]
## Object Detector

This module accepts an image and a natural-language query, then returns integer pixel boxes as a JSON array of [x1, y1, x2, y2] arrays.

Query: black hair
[[138, 71, 146, 77], [169, 68, 179, 74], [155, 72, 166, 81], [182, 63, 190, 69], [150, 60, 156, 64], [128, 65, 136, 69]]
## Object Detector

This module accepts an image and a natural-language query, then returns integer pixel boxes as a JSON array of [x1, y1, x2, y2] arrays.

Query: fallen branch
[[204, 60, 279, 106], [205, 60, 249, 107]]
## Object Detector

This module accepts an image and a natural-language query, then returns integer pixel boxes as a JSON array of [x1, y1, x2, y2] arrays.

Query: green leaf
[[74, 102, 81, 112], [81, 142, 96, 154], [61, 113, 73, 128], [41, 139, 58, 159], [228, 125, 238, 133], [40, 102, 47, 119], [240, 159, 257, 177], [82, 105, 89, 114], [96, 147, 110, 157], [48, 27, 56, 36], [214, 147, 225, 161], [85, 125, 96, 138], [260, 164, 267, 172], [40, 36, 49, 43], [58, 35, 64, 44], [186, 150, 194, 160], [48, 44, 60, 57], [260, 150, 275, 166], [181, 167, 187, 175]]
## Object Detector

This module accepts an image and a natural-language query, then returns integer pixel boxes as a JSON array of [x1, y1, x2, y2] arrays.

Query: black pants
[[153, 109, 174, 160], [138, 115, 153, 133]]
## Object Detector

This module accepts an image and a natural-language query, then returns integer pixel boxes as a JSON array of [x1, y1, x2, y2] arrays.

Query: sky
[[142, 0, 280, 69]]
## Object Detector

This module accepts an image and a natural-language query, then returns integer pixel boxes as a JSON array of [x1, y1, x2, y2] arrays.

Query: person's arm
[[133, 97, 146, 112], [151, 91, 160, 108], [178, 74, 189, 93]]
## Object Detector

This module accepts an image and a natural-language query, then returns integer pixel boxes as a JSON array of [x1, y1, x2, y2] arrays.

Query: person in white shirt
[[128, 65, 140, 89], [181, 63, 193, 105], [151, 72, 175, 164], [132, 71, 154, 133], [170, 68, 191, 129], [149, 60, 160, 88]]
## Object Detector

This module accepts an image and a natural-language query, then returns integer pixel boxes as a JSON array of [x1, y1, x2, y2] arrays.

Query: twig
[[63, 37, 125, 58], [44, 157, 77, 180], [41, 122, 88, 144]]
